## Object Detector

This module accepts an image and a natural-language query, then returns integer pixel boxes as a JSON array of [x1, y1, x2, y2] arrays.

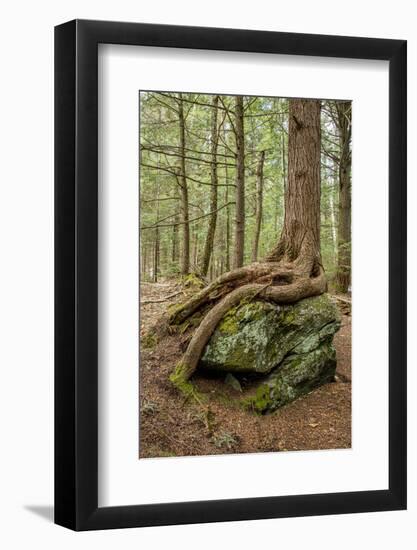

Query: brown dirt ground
[[139, 281, 351, 458]]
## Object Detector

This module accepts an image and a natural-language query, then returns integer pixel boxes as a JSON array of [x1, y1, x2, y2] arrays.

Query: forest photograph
[[139, 91, 351, 459]]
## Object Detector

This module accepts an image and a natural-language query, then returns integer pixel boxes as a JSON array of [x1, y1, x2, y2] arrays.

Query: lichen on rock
[[199, 294, 341, 412], [244, 340, 337, 413], [200, 294, 340, 373]]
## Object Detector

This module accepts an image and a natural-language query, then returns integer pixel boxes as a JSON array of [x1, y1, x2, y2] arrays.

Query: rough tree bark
[[178, 93, 190, 275], [233, 95, 245, 269], [335, 101, 352, 293], [201, 95, 219, 277], [265, 99, 322, 272], [169, 99, 325, 395], [251, 150, 265, 262]]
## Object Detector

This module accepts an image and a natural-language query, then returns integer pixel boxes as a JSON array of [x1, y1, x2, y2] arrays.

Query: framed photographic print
[[55, 19, 406, 530]]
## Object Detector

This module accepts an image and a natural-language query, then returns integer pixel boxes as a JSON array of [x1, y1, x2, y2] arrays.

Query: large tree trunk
[[266, 99, 322, 273], [233, 96, 245, 268], [178, 93, 190, 275], [335, 101, 351, 293], [251, 150, 265, 262], [201, 95, 219, 276], [170, 98, 325, 394]]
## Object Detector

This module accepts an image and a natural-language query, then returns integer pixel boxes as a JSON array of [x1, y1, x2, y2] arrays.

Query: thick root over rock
[[168, 263, 278, 325], [169, 260, 327, 395]]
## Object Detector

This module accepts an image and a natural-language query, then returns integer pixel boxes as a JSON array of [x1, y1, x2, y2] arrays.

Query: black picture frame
[[55, 19, 407, 531]]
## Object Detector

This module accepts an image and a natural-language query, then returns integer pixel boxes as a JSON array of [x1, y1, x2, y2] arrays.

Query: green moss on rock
[[200, 294, 340, 375], [244, 340, 337, 413], [199, 293, 340, 412]]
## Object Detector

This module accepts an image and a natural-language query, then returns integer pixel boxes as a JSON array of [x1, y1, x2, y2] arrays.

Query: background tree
[[251, 150, 265, 262], [233, 95, 245, 268], [321, 100, 352, 292], [178, 93, 190, 275], [335, 101, 352, 292], [200, 95, 219, 276]]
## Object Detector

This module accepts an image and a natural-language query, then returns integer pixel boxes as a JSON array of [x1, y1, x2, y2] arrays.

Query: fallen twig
[[141, 291, 183, 305]]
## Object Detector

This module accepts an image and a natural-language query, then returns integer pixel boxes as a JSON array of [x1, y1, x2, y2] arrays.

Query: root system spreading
[[169, 252, 327, 393]]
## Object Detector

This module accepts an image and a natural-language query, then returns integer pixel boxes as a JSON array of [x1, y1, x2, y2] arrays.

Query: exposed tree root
[[168, 262, 295, 325], [169, 260, 326, 395]]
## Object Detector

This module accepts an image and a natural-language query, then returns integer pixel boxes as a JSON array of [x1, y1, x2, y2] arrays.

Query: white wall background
[[0, 1, 414, 548]]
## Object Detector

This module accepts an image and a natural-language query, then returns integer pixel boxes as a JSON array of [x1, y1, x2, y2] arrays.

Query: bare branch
[[141, 145, 235, 167], [141, 137, 235, 159], [244, 111, 288, 118], [141, 201, 236, 230], [141, 291, 183, 305], [148, 92, 179, 114], [156, 92, 232, 113], [141, 163, 236, 188]]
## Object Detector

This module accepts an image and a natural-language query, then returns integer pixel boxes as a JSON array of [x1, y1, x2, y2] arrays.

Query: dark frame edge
[[76, 488, 404, 531], [54, 19, 407, 531], [54, 19, 78, 530], [388, 39, 407, 511]]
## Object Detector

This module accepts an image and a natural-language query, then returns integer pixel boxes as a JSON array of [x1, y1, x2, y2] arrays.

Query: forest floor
[[139, 280, 351, 459]]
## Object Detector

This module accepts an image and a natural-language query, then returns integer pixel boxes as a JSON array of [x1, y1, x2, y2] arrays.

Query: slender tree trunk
[[153, 227, 159, 282], [329, 159, 338, 257], [152, 182, 161, 282], [251, 150, 265, 262], [172, 212, 179, 263], [201, 95, 219, 276], [143, 243, 148, 280], [141, 238, 146, 280], [225, 164, 231, 272], [178, 93, 190, 275], [335, 101, 351, 293], [148, 243, 153, 279], [274, 123, 286, 236], [233, 96, 245, 268], [193, 226, 199, 269]]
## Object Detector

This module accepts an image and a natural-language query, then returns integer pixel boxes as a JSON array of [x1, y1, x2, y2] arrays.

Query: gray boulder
[[199, 294, 341, 412]]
